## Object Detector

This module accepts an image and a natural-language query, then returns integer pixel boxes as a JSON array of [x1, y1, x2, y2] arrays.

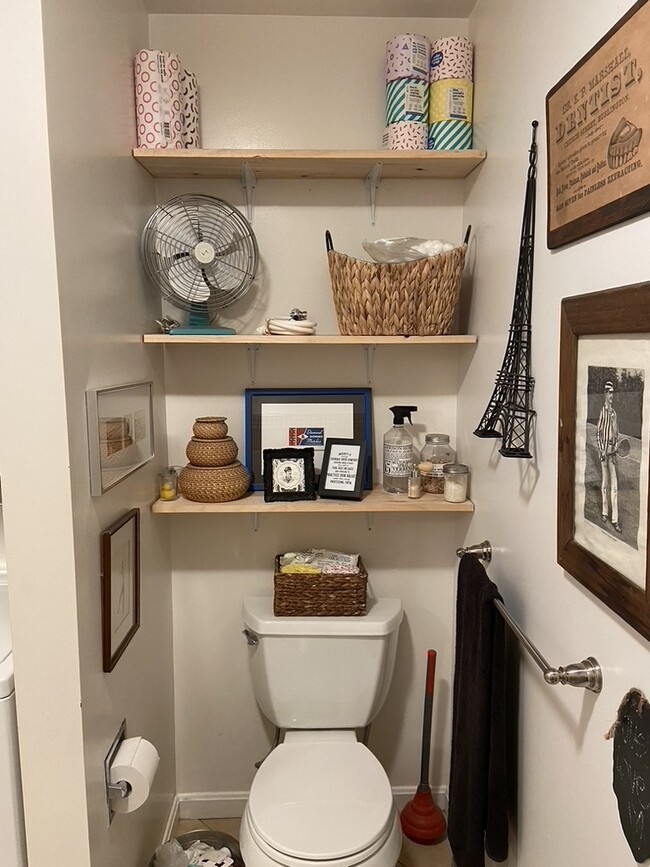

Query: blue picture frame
[[245, 388, 373, 491]]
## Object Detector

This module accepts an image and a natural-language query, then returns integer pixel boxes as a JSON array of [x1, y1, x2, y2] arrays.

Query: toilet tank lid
[[243, 597, 403, 636]]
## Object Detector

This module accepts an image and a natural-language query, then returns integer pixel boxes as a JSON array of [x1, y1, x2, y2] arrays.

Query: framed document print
[[318, 439, 367, 500]]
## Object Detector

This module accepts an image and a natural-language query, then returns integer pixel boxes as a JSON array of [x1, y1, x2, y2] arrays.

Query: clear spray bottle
[[383, 405, 418, 494]]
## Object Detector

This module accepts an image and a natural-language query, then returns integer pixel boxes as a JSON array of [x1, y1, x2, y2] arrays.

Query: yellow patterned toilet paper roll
[[428, 79, 473, 124]]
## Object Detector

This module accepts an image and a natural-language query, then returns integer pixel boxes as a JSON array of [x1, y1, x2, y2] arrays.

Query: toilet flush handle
[[242, 629, 259, 646]]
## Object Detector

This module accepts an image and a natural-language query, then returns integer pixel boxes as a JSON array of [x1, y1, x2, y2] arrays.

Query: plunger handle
[[418, 649, 436, 791]]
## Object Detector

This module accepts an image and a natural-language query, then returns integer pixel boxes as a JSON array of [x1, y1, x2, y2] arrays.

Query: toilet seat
[[247, 731, 395, 862]]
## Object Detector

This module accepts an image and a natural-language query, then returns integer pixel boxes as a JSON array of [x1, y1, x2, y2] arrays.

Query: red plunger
[[400, 649, 447, 844]]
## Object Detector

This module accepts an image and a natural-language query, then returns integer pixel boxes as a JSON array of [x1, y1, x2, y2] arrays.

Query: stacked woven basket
[[179, 417, 251, 503]]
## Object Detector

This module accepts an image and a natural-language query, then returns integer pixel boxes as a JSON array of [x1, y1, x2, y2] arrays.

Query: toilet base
[[240, 803, 402, 867]]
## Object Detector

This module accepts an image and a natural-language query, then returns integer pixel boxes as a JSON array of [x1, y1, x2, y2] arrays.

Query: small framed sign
[[318, 438, 367, 501], [263, 447, 317, 503]]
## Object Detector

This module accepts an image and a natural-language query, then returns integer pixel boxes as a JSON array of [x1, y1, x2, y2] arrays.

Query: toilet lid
[[249, 736, 394, 860]]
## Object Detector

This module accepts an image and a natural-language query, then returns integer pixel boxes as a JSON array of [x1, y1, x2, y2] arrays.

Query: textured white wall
[[462, 1, 650, 864], [149, 13, 471, 804]]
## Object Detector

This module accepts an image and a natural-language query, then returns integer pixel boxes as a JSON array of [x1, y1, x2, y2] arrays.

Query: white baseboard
[[161, 794, 181, 845], [176, 786, 447, 822]]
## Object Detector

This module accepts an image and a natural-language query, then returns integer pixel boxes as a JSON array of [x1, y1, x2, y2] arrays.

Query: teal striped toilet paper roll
[[428, 120, 473, 150], [385, 78, 428, 124]]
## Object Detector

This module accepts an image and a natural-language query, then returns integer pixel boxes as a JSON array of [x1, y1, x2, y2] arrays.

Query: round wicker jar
[[179, 461, 251, 503], [186, 436, 238, 467], [193, 416, 228, 439]]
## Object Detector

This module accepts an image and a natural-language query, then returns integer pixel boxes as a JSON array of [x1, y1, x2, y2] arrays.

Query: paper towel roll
[[382, 122, 428, 150], [429, 79, 473, 124], [385, 34, 430, 83], [181, 69, 201, 149], [429, 37, 474, 82], [134, 50, 184, 149], [385, 78, 428, 125], [109, 736, 159, 814], [428, 119, 473, 151]]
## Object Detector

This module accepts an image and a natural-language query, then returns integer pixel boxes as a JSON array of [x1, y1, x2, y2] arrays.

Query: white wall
[[149, 13, 472, 809], [0, 1, 177, 865], [462, 0, 650, 864]]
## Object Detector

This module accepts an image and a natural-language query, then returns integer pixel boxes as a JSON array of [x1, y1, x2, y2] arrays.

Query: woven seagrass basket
[[273, 555, 367, 616], [179, 461, 251, 503], [193, 416, 228, 439], [185, 436, 238, 467], [326, 230, 467, 336]]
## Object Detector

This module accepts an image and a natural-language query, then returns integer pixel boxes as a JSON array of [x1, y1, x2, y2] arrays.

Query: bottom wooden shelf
[[151, 487, 474, 514]]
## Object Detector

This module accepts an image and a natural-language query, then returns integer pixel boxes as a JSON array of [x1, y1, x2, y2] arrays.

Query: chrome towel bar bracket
[[457, 541, 602, 693]]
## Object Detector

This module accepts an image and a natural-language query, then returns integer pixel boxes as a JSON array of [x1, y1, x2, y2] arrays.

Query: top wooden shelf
[[132, 148, 486, 180], [142, 334, 478, 345]]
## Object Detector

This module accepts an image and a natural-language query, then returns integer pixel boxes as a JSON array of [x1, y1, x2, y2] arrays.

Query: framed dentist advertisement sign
[[546, 0, 650, 248]]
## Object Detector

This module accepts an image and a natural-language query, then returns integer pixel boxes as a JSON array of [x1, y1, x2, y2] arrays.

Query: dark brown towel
[[448, 553, 508, 867]]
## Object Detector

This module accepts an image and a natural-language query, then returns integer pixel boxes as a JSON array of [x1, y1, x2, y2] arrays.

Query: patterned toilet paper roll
[[385, 34, 430, 83], [382, 122, 428, 150], [180, 69, 200, 148], [385, 78, 428, 125], [134, 49, 184, 149], [428, 120, 473, 151], [429, 36, 474, 82], [429, 79, 473, 124]]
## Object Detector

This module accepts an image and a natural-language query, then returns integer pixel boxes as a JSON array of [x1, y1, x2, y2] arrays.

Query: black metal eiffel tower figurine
[[473, 121, 538, 458]]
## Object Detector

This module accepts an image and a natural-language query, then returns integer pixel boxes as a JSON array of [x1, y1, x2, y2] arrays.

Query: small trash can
[[148, 828, 244, 867]]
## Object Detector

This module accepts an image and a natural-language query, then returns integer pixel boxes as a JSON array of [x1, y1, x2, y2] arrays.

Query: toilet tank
[[242, 597, 403, 729]]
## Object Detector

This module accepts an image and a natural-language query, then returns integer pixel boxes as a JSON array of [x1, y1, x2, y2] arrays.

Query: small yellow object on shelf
[[159, 482, 177, 501]]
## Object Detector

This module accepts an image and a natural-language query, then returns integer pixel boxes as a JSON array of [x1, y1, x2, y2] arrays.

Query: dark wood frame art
[[558, 282, 650, 640], [101, 508, 140, 672], [546, 0, 650, 248], [318, 438, 367, 501], [262, 447, 317, 503]]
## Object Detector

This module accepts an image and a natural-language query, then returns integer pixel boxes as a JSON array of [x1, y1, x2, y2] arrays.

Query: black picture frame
[[263, 447, 317, 502], [245, 387, 373, 491], [318, 438, 367, 500], [101, 508, 140, 672]]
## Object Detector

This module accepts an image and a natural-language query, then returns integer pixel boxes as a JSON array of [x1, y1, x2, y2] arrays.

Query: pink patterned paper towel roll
[[134, 49, 184, 148], [382, 122, 428, 150], [429, 37, 474, 83], [385, 34, 431, 83], [180, 69, 200, 148]]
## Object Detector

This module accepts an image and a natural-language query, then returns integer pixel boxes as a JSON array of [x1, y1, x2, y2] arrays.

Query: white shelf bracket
[[366, 513, 373, 531], [252, 513, 259, 532], [365, 163, 382, 225], [247, 345, 259, 383], [241, 162, 257, 223], [362, 345, 376, 383]]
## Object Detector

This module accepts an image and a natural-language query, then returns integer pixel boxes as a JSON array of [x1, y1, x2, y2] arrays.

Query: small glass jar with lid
[[443, 463, 469, 503], [419, 434, 456, 494]]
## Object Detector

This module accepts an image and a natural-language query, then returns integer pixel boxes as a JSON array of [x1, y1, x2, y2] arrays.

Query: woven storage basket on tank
[[193, 416, 228, 439], [325, 230, 467, 336], [185, 436, 238, 467], [179, 461, 251, 503], [273, 555, 368, 617]]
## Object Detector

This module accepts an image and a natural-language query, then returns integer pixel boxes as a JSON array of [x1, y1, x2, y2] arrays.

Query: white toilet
[[240, 596, 403, 867]]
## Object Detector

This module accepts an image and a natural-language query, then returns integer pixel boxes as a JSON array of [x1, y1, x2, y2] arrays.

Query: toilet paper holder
[[104, 719, 129, 823]]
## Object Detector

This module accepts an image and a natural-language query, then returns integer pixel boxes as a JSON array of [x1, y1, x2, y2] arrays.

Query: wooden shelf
[[152, 488, 474, 514], [132, 148, 486, 180], [143, 334, 478, 345]]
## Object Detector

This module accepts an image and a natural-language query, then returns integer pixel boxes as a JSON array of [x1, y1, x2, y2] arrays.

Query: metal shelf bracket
[[241, 162, 257, 223], [247, 345, 259, 383], [365, 163, 382, 225]]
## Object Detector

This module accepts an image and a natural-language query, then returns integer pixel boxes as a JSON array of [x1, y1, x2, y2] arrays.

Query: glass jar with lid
[[443, 463, 469, 503], [418, 433, 455, 494]]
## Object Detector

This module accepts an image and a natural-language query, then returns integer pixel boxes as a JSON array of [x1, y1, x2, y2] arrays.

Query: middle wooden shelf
[[152, 487, 474, 514]]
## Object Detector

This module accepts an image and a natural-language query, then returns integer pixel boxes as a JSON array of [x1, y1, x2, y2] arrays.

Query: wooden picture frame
[[263, 447, 317, 502], [546, 0, 650, 248], [101, 509, 140, 672], [558, 282, 650, 640], [318, 438, 367, 501], [245, 387, 373, 491], [86, 381, 154, 496]]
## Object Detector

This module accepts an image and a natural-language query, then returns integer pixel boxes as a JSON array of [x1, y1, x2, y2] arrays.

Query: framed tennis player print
[[262, 447, 317, 503], [558, 282, 650, 641]]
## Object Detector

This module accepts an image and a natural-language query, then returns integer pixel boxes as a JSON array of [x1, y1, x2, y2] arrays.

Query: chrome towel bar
[[456, 542, 602, 693]]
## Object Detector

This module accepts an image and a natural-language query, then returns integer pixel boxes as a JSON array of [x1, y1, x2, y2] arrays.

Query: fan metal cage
[[141, 194, 258, 316]]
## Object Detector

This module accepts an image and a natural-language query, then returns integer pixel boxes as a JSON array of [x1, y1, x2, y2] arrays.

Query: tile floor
[[172, 817, 454, 867]]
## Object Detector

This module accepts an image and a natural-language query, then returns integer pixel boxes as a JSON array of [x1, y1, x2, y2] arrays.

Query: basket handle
[[463, 225, 472, 245], [325, 230, 334, 252]]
